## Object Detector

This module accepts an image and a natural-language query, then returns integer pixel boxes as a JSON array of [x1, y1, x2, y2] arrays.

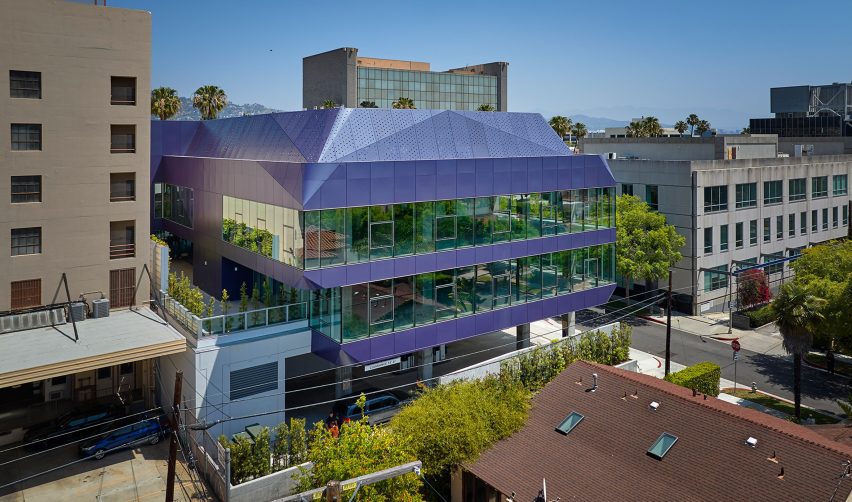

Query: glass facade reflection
[[154, 183, 193, 228], [221, 196, 304, 268], [357, 67, 498, 111], [311, 243, 616, 343]]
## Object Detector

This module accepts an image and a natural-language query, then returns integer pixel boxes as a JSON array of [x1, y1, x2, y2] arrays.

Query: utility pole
[[665, 270, 672, 376], [325, 480, 341, 502], [166, 370, 183, 502]]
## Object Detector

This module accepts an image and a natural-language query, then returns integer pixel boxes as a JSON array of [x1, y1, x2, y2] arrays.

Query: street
[[578, 310, 851, 415]]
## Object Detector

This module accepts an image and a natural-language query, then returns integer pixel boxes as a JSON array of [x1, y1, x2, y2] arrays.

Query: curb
[[802, 354, 852, 382], [721, 387, 845, 421], [639, 315, 741, 342]]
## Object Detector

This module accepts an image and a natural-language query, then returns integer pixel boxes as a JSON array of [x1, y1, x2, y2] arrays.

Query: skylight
[[647, 432, 678, 460], [555, 411, 584, 435]]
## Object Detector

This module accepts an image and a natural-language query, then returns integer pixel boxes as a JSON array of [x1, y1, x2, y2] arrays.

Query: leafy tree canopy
[[615, 195, 685, 282]]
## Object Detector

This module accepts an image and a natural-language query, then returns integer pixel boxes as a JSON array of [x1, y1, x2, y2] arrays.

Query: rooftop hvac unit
[[70, 302, 87, 322], [606, 152, 617, 160], [91, 299, 110, 319], [0, 308, 67, 334]]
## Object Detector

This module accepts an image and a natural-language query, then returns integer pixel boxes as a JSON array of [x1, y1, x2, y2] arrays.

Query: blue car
[[79, 418, 167, 460]]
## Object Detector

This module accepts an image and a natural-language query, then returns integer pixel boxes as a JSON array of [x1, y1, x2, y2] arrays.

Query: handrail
[[109, 194, 136, 202], [109, 242, 136, 259], [110, 148, 136, 153]]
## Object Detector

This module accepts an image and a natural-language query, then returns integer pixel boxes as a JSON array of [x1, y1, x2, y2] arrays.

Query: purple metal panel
[[557, 155, 573, 189], [393, 256, 416, 277], [415, 160, 437, 201], [321, 267, 347, 288], [370, 162, 395, 205], [541, 238, 558, 254], [510, 304, 527, 326], [474, 311, 495, 336], [511, 157, 528, 194], [527, 157, 543, 193], [542, 157, 558, 191], [526, 301, 543, 324], [435, 320, 457, 344], [414, 253, 437, 274], [435, 160, 457, 200], [493, 158, 511, 194], [509, 240, 528, 257], [572, 155, 585, 188], [345, 263, 371, 285], [370, 336, 396, 361], [394, 329, 416, 355], [492, 242, 512, 261], [435, 251, 456, 271], [526, 238, 543, 256], [342, 338, 371, 363], [454, 316, 476, 341], [394, 161, 416, 202], [474, 246, 494, 265], [557, 293, 572, 312], [414, 324, 437, 349], [541, 297, 559, 318], [346, 162, 371, 207], [474, 159, 493, 196], [369, 260, 395, 282], [320, 164, 347, 209], [455, 248, 477, 268], [492, 306, 512, 329], [456, 159, 476, 198]]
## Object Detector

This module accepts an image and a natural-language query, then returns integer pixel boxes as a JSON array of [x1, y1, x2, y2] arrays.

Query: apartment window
[[109, 221, 135, 259], [812, 209, 818, 232], [11, 175, 41, 203], [763, 180, 782, 205], [704, 227, 713, 254], [110, 77, 136, 105], [811, 176, 828, 198], [703, 186, 728, 212], [833, 207, 839, 228], [735, 222, 743, 248], [110, 125, 136, 153], [11, 227, 41, 256], [788, 214, 795, 237], [800, 211, 807, 234], [11, 124, 42, 151], [749, 220, 757, 245], [843, 205, 849, 226], [822, 208, 828, 230], [776, 215, 783, 240], [109, 173, 136, 202], [789, 178, 806, 201], [621, 183, 633, 196], [763, 217, 771, 243], [11, 279, 41, 309], [704, 265, 728, 292], [834, 175, 848, 196], [645, 185, 658, 211], [735, 183, 757, 209], [10, 70, 41, 99]]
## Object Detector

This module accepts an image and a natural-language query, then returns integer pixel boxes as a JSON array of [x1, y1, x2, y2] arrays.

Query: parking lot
[[0, 441, 210, 502]]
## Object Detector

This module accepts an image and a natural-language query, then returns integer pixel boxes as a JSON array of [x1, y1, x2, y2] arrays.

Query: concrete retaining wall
[[229, 462, 313, 502]]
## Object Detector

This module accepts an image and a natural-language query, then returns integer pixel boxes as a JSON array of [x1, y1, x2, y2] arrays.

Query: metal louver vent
[[230, 361, 278, 401]]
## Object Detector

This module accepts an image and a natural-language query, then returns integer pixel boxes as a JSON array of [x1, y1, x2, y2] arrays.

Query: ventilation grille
[[230, 362, 278, 401]]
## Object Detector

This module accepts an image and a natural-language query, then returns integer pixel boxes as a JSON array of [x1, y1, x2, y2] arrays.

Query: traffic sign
[[731, 340, 741, 352]]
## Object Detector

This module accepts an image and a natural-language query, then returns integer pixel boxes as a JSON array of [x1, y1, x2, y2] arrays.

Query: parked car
[[79, 417, 167, 460], [342, 393, 402, 425], [23, 404, 122, 451]]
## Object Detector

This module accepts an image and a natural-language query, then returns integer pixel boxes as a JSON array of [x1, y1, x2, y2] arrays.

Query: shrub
[[744, 304, 775, 328], [737, 268, 771, 309], [664, 361, 721, 397]]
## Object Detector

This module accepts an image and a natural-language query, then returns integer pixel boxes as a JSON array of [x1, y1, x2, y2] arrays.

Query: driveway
[[0, 441, 210, 502]]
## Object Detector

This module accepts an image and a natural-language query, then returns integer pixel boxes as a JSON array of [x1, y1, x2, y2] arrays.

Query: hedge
[[743, 304, 775, 328], [664, 361, 721, 397]]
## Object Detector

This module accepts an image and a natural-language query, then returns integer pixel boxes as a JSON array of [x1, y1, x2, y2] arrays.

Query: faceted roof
[[181, 108, 570, 163]]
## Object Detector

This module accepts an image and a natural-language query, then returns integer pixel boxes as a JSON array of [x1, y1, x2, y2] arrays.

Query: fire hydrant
[[751, 382, 757, 393]]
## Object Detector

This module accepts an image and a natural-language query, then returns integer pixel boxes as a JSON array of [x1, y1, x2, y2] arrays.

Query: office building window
[[834, 175, 848, 196], [645, 185, 658, 211], [11, 227, 41, 256], [801, 211, 807, 234], [110, 125, 135, 153], [776, 215, 783, 240], [812, 176, 828, 198], [110, 77, 136, 105], [788, 214, 795, 237], [10, 70, 41, 99], [833, 207, 839, 228], [763, 180, 782, 205], [843, 205, 849, 226], [822, 208, 828, 230], [720, 224, 728, 252], [704, 265, 728, 292], [11, 279, 41, 309], [11, 124, 42, 151], [735, 183, 757, 208], [763, 252, 784, 275], [763, 217, 771, 243], [735, 222, 743, 248], [789, 178, 806, 201], [11, 175, 42, 203], [703, 186, 728, 212], [621, 183, 633, 196], [812, 209, 818, 232], [704, 227, 713, 254], [749, 220, 757, 245]]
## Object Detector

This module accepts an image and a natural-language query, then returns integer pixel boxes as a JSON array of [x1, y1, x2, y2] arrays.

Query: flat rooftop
[[0, 308, 185, 387]]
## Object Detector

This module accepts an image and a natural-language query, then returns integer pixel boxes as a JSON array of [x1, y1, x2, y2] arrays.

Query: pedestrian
[[329, 423, 339, 439], [325, 410, 338, 429]]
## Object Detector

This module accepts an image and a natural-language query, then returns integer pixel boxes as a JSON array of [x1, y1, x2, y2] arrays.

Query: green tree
[[741, 127, 751, 135], [239, 281, 249, 313], [359, 100, 378, 108], [477, 103, 495, 111], [297, 419, 421, 501], [572, 122, 588, 142], [272, 421, 289, 470], [615, 195, 685, 301], [289, 418, 308, 465], [625, 120, 645, 138], [674, 120, 688, 135], [392, 97, 416, 109], [772, 282, 826, 419], [686, 113, 700, 135], [642, 116, 664, 137], [696, 119, 712, 135], [150, 87, 181, 120], [221, 289, 230, 315], [322, 99, 337, 109], [192, 85, 227, 120], [549, 115, 572, 139]]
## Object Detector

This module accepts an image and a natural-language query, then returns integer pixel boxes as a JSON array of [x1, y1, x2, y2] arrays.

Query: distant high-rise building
[[750, 83, 852, 138], [303, 47, 508, 111]]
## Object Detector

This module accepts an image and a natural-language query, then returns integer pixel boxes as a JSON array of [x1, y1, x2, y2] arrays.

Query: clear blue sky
[[111, 0, 851, 130]]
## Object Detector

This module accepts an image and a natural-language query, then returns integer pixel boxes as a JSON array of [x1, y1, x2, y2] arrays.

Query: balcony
[[109, 173, 136, 202], [110, 125, 136, 153], [109, 221, 135, 259]]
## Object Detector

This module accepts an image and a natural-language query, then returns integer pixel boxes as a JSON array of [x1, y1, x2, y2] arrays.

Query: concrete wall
[[0, 0, 151, 310], [229, 462, 313, 502], [778, 137, 852, 156], [583, 138, 717, 161], [302, 48, 357, 109]]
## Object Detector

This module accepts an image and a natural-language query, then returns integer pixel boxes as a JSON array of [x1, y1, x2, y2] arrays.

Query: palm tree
[[392, 97, 416, 109], [572, 122, 588, 142], [740, 127, 751, 135], [359, 101, 377, 108], [549, 115, 572, 140], [192, 85, 227, 120], [674, 120, 688, 135], [625, 120, 645, 138], [322, 99, 337, 109], [642, 116, 663, 137], [150, 87, 181, 120], [477, 104, 496, 112], [686, 113, 700, 136], [696, 119, 712, 136], [772, 282, 826, 419]]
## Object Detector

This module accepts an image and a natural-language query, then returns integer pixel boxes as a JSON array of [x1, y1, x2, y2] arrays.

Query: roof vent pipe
[[592, 373, 598, 391]]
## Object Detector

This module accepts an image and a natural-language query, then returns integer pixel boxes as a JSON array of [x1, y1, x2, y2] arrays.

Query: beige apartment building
[[0, 0, 151, 312]]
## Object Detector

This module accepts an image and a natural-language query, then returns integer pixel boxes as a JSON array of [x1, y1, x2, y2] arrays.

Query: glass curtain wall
[[315, 243, 616, 343], [357, 67, 498, 111], [222, 196, 305, 268], [154, 183, 193, 228]]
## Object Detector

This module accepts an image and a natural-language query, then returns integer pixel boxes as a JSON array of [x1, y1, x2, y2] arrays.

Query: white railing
[[160, 291, 307, 339]]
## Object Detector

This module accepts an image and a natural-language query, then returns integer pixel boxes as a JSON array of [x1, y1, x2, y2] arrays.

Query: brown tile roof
[[808, 424, 852, 448], [465, 361, 852, 502]]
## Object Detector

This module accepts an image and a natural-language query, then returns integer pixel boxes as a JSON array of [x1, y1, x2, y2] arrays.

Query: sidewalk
[[642, 311, 787, 356]]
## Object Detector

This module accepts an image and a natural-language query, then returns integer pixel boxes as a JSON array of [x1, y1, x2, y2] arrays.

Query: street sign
[[731, 340, 741, 352]]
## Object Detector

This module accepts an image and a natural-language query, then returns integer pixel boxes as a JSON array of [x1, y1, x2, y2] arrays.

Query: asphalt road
[[577, 311, 850, 416]]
